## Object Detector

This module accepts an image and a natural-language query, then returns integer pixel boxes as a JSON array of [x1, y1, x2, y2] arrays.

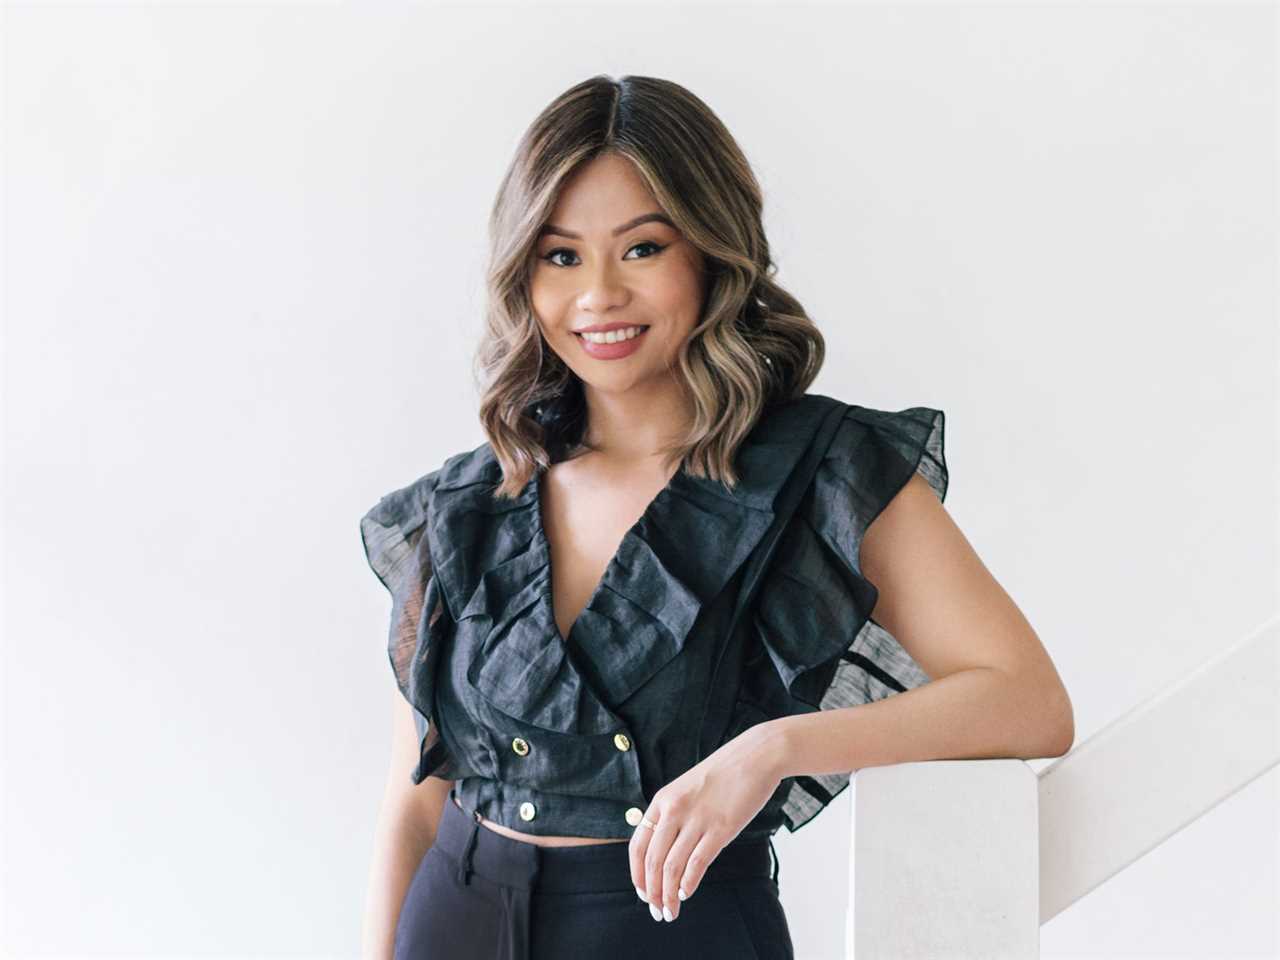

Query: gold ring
[[640, 817, 656, 830]]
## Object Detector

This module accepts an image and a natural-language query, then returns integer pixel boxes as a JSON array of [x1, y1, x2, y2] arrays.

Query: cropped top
[[358, 392, 948, 840]]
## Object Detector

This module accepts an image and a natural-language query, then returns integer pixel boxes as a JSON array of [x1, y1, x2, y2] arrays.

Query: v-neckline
[[531, 459, 685, 647]]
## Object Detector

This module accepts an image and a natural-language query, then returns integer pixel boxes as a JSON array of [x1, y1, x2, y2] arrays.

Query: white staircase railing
[[847, 616, 1280, 959]]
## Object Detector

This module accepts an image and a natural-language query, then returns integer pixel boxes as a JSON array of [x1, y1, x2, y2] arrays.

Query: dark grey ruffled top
[[359, 392, 947, 839]]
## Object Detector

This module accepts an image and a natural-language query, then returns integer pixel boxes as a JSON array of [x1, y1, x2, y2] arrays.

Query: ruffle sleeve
[[741, 404, 948, 831], [359, 468, 461, 784]]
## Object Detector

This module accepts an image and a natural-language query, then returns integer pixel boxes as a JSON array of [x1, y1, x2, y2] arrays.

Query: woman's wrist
[[748, 716, 798, 782]]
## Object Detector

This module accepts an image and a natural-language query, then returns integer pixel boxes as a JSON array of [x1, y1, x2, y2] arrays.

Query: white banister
[[849, 759, 1040, 959], [1037, 616, 1279, 921], [847, 616, 1280, 958]]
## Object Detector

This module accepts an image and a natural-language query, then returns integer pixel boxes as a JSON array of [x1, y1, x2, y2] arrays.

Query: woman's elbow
[[1043, 687, 1075, 756]]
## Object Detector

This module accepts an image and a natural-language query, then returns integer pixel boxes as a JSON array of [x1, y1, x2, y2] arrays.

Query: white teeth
[[579, 325, 647, 344]]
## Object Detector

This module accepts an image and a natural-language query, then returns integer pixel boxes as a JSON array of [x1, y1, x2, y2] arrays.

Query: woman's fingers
[[628, 806, 656, 902], [656, 826, 703, 920], [629, 798, 727, 922], [676, 831, 720, 904], [643, 816, 680, 919]]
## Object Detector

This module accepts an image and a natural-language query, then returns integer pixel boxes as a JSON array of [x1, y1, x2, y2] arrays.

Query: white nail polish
[[663, 905, 674, 922], [636, 885, 647, 902], [649, 903, 663, 922], [678, 887, 687, 901]]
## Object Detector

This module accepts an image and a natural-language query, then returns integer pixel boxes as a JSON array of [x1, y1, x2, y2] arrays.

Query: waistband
[[438, 789, 780, 893]]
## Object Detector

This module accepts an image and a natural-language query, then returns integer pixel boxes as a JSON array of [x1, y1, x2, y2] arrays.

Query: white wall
[[3, 3, 1275, 958]]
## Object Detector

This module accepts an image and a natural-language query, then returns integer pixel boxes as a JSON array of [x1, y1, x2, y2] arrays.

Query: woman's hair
[[475, 73, 826, 499]]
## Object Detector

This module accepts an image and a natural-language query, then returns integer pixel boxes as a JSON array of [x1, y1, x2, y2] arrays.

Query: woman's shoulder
[[761, 393, 946, 485], [358, 440, 497, 543], [819, 400, 948, 501], [801, 397, 950, 571], [783, 391, 944, 446]]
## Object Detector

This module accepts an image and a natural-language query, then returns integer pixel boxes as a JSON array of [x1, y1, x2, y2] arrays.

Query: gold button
[[613, 733, 631, 752], [512, 737, 530, 756], [625, 806, 644, 826], [519, 801, 536, 821]]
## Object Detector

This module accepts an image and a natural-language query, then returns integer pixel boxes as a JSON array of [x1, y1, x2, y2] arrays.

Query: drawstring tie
[[458, 809, 482, 886]]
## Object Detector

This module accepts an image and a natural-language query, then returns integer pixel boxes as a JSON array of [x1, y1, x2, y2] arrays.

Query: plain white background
[[3, 2, 1276, 957]]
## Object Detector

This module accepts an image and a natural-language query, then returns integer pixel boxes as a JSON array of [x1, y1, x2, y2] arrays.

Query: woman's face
[[529, 153, 706, 394]]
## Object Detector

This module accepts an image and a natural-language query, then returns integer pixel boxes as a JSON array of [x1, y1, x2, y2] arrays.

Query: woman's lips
[[574, 325, 650, 360]]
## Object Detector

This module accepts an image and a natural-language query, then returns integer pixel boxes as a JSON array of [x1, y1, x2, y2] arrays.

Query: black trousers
[[394, 788, 794, 959]]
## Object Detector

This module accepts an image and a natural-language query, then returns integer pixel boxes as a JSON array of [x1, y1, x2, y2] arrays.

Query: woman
[[360, 74, 1074, 960]]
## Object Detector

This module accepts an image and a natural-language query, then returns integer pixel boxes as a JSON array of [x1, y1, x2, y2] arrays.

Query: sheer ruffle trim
[[427, 397, 834, 738], [744, 404, 949, 832], [359, 469, 461, 783]]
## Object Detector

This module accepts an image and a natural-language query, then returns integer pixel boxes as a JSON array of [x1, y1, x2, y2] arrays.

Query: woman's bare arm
[[361, 685, 454, 959], [757, 473, 1073, 781]]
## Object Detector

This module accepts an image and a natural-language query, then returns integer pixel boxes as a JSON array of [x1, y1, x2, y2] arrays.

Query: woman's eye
[[626, 241, 665, 259], [541, 241, 665, 268], [543, 248, 576, 267]]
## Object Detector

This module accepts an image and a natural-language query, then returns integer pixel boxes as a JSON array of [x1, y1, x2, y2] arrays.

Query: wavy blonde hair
[[475, 74, 826, 499]]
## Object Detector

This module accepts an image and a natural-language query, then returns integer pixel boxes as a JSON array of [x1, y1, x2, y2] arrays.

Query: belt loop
[[768, 836, 780, 885], [458, 809, 482, 886]]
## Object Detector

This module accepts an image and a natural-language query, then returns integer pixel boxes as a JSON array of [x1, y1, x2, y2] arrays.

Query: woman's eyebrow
[[538, 212, 676, 240]]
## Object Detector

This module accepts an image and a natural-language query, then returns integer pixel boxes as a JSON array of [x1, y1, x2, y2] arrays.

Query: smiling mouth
[[573, 325, 651, 342]]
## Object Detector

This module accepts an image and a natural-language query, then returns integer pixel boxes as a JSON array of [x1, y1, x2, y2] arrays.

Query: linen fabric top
[[359, 392, 948, 840]]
